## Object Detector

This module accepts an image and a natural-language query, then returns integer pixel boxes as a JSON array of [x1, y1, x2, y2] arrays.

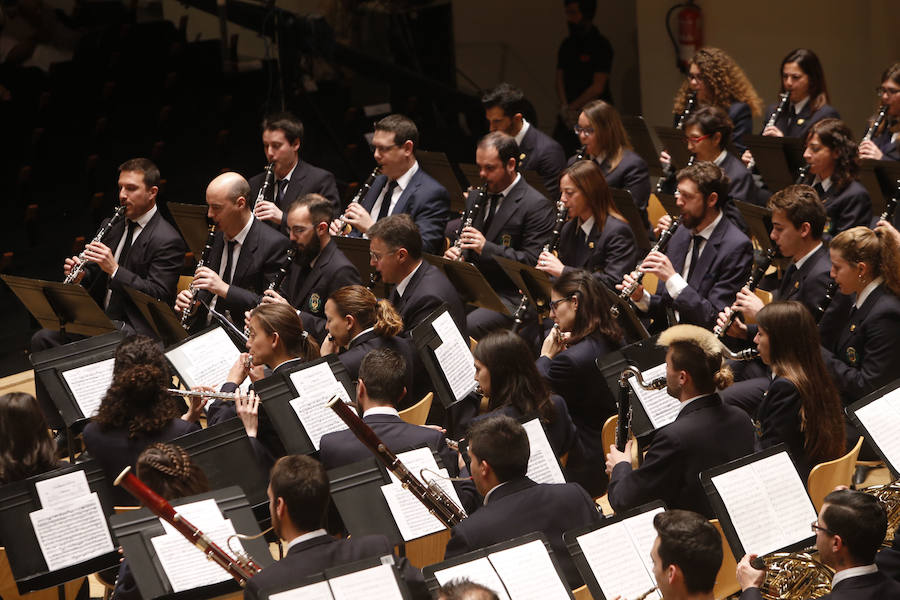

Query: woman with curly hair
[[672, 47, 763, 153], [82, 336, 201, 505], [752, 301, 845, 481], [858, 62, 900, 162], [802, 118, 872, 238], [0, 392, 60, 486]]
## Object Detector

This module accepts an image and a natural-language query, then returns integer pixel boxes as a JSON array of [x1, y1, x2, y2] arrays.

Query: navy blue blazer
[[599, 150, 651, 228], [359, 168, 450, 255], [285, 240, 360, 342], [608, 394, 755, 518], [519, 124, 567, 199], [444, 476, 601, 589], [741, 570, 900, 600], [335, 330, 422, 407], [872, 128, 900, 161], [558, 214, 638, 291], [249, 159, 341, 226], [821, 284, 900, 403], [720, 151, 761, 212], [647, 215, 753, 330], [763, 101, 840, 140], [754, 376, 819, 482], [388, 260, 466, 337], [728, 101, 753, 154], [821, 180, 873, 239], [474, 395, 577, 459], [876, 534, 900, 584]]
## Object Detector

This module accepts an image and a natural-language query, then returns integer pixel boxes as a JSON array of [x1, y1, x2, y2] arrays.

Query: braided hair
[[136, 443, 209, 501]]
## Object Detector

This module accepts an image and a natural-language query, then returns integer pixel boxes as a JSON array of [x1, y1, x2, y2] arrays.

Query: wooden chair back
[[398, 393, 433, 426], [807, 436, 864, 511]]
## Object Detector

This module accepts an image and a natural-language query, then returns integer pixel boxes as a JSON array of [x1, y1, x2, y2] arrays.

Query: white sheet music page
[[270, 581, 334, 600], [35, 470, 92, 509], [388, 447, 466, 516], [854, 387, 900, 471], [628, 363, 680, 429], [710, 451, 816, 557], [522, 419, 566, 485], [431, 311, 477, 401], [433, 557, 510, 600], [165, 327, 247, 390], [61, 357, 115, 417], [288, 362, 350, 450], [329, 563, 404, 600], [30, 491, 115, 571], [487, 539, 571, 599], [623, 507, 665, 577]]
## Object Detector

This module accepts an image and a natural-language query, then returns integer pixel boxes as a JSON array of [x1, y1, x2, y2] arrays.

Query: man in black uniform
[[249, 112, 340, 227]]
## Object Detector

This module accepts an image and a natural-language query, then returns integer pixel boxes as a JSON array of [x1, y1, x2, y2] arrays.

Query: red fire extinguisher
[[666, 1, 703, 74]]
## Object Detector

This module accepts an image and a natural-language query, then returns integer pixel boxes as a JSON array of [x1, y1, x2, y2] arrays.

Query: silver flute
[[64, 205, 126, 284], [167, 388, 247, 401]]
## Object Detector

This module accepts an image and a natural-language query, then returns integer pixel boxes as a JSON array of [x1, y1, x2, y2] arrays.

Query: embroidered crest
[[796, 118, 805, 126], [519, 152, 527, 162], [501, 233, 512, 247], [846, 347, 858, 366], [849, 324, 856, 332], [824, 217, 833, 236], [309, 292, 321, 313], [588, 241, 595, 249], [794, 281, 800, 289]]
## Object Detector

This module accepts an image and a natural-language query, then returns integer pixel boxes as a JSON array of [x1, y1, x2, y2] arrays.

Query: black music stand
[[653, 126, 691, 170], [2, 274, 116, 338], [621, 116, 663, 176], [0, 461, 120, 594], [744, 135, 806, 192], [418, 149, 466, 213], [253, 355, 357, 455], [654, 192, 679, 217], [168, 202, 209, 258], [257, 555, 413, 600], [600, 286, 650, 343], [422, 254, 510, 314], [847, 378, 900, 479], [611, 189, 652, 250], [125, 287, 189, 347], [733, 200, 774, 253], [332, 236, 387, 296], [493, 255, 552, 314], [110, 486, 274, 600], [410, 306, 477, 409]]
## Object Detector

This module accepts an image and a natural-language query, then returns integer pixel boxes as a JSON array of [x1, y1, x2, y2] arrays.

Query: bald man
[[175, 172, 291, 331]]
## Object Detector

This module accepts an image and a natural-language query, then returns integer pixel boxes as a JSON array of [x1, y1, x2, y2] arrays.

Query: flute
[[167, 388, 246, 401], [337, 166, 381, 236], [64, 206, 126, 284], [714, 248, 776, 338]]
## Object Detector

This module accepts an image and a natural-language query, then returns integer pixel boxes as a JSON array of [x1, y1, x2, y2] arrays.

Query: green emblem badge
[[309, 292, 321, 313]]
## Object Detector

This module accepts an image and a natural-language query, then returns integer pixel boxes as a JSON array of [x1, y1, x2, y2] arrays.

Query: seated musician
[[536, 269, 621, 496], [858, 62, 900, 162], [0, 392, 60, 486], [82, 335, 201, 506], [443, 131, 555, 339], [619, 162, 753, 331], [174, 172, 290, 331], [534, 159, 637, 291], [444, 416, 601, 590], [738, 489, 900, 599], [260, 193, 360, 342], [605, 324, 755, 518], [368, 214, 466, 336], [244, 455, 426, 600]]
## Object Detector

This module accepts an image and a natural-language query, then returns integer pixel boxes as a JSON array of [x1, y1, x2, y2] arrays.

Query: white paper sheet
[[288, 362, 351, 450], [270, 581, 334, 600], [165, 327, 247, 389], [628, 363, 679, 429], [487, 539, 571, 599], [61, 357, 115, 417], [152, 518, 240, 592], [35, 470, 91, 510], [329, 564, 404, 600], [522, 419, 566, 485], [853, 387, 900, 472], [431, 311, 477, 401], [433, 557, 509, 600], [30, 492, 115, 571]]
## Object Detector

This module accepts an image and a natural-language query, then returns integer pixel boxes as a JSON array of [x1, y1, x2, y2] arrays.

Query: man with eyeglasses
[[257, 193, 360, 342], [737, 489, 900, 598], [332, 114, 450, 255]]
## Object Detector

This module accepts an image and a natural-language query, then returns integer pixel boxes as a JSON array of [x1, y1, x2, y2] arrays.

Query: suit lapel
[[361, 176, 388, 212], [686, 219, 727, 288], [125, 211, 159, 268], [285, 162, 308, 206], [836, 286, 882, 350], [293, 242, 333, 304], [392, 169, 421, 216], [667, 227, 691, 276], [230, 220, 259, 285], [485, 179, 524, 241]]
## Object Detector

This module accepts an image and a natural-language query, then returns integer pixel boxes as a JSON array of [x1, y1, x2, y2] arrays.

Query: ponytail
[[875, 227, 900, 295], [373, 300, 404, 337]]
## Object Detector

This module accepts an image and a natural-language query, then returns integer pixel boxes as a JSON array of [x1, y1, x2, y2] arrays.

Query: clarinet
[[114, 467, 262, 583], [181, 225, 217, 329], [880, 180, 900, 222], [252, 163, 275, 209], [337, 166, 382, 236], [815, 281, 838, 324], [64, 206, 127, 284], [244, 247, 295, 337], [654, 90, 697, 194], [327, 395, 466, 527], [573, 144, 588, 162], [748, 92, 790, 170], [795, 164, 811, 185], [862, 105, 889, 143], [612, 217, 681, 317], [714, 248, 776, 338], [367, 270, 382, 290], [452, 181, 488, 261], [511, 200, 567, 333]]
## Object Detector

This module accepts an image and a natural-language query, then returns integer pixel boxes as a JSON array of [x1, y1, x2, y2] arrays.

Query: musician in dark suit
[[572, 100, 651, 228], [174, 172, 290, 330], [444, 132, 555, 338], [368, 214, 466, 336], [738, 489, 900, 600], [621, 162, 753, 331], [444, 416, 601, 589], [537, 159, 637, 291], [606, 324, 755, 518], [333, 114, 449, 255], [33, 158, 186, 349], [249, 112, 340, 226], [858, 63, 900, 162], [644, 511, 723, 600], [244, 455, 425, 600], [482, 83, 566, 199], [261, 194, 360, 342]]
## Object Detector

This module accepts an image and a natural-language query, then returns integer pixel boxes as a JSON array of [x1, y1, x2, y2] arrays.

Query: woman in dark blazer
[[858, 62, 900, 163], [536, 269, 623, 495], [752, 302, 845, 481], [536, 159, 637, 291]]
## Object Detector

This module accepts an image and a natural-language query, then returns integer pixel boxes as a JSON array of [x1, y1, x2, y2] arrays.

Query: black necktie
[[378, 180, 399, 220], [482, 193, 502, 233], [777, 263, 798, 299], [222, 240, 238, 285], [686, 235, 703, 281], [118, 220, 137, 266], [814, 182, 826, 198], [276, 179, 288, 206]]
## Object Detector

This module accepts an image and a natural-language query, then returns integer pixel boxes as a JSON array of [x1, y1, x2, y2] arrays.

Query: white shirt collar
[[132, 203, 157, 228], [483, 481, 508, 506], [695, 210, 723, 239], [677, 394, 706, 416], [395, 260, 423, 297], [395, 161, 419, 192], [362, 406, 400, 418], [856, 277, 884, 309], [814, 176, 833, 192], [713, 149, 728, 166], [228, 214, 255, 244], [580, 216, 595, 237], [349, 326, 376, 345], [793, 242, 823, 269], [831, 564, 878, 588], [792, 96, 810, 115], [286, 528, 328, 550], [514, 119, 530, 146], [498, 173, 521, 198]]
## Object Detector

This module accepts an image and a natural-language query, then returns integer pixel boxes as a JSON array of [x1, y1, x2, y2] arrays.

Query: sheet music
[[710, 451, 816, 557], [382, 467, 457, 541], [61, 357, 115, 417], [628, 363, 680, 429], [854, 387, 900, 471], [433, 557, 510, 600], [288, 362, 351, 450], [431, 311, 477, 401], [30, 492, 115, 571], [390, 447, 467, 516], [623, 508, 665, 577], [270, 581, 334, 600], [329, 564, 404, 600], [152, 517, 240, 592], [522, 419, 566, 485], [165, 327, 247, 390], [487, 539, 571, 599], [35, 470, 91, 510]]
